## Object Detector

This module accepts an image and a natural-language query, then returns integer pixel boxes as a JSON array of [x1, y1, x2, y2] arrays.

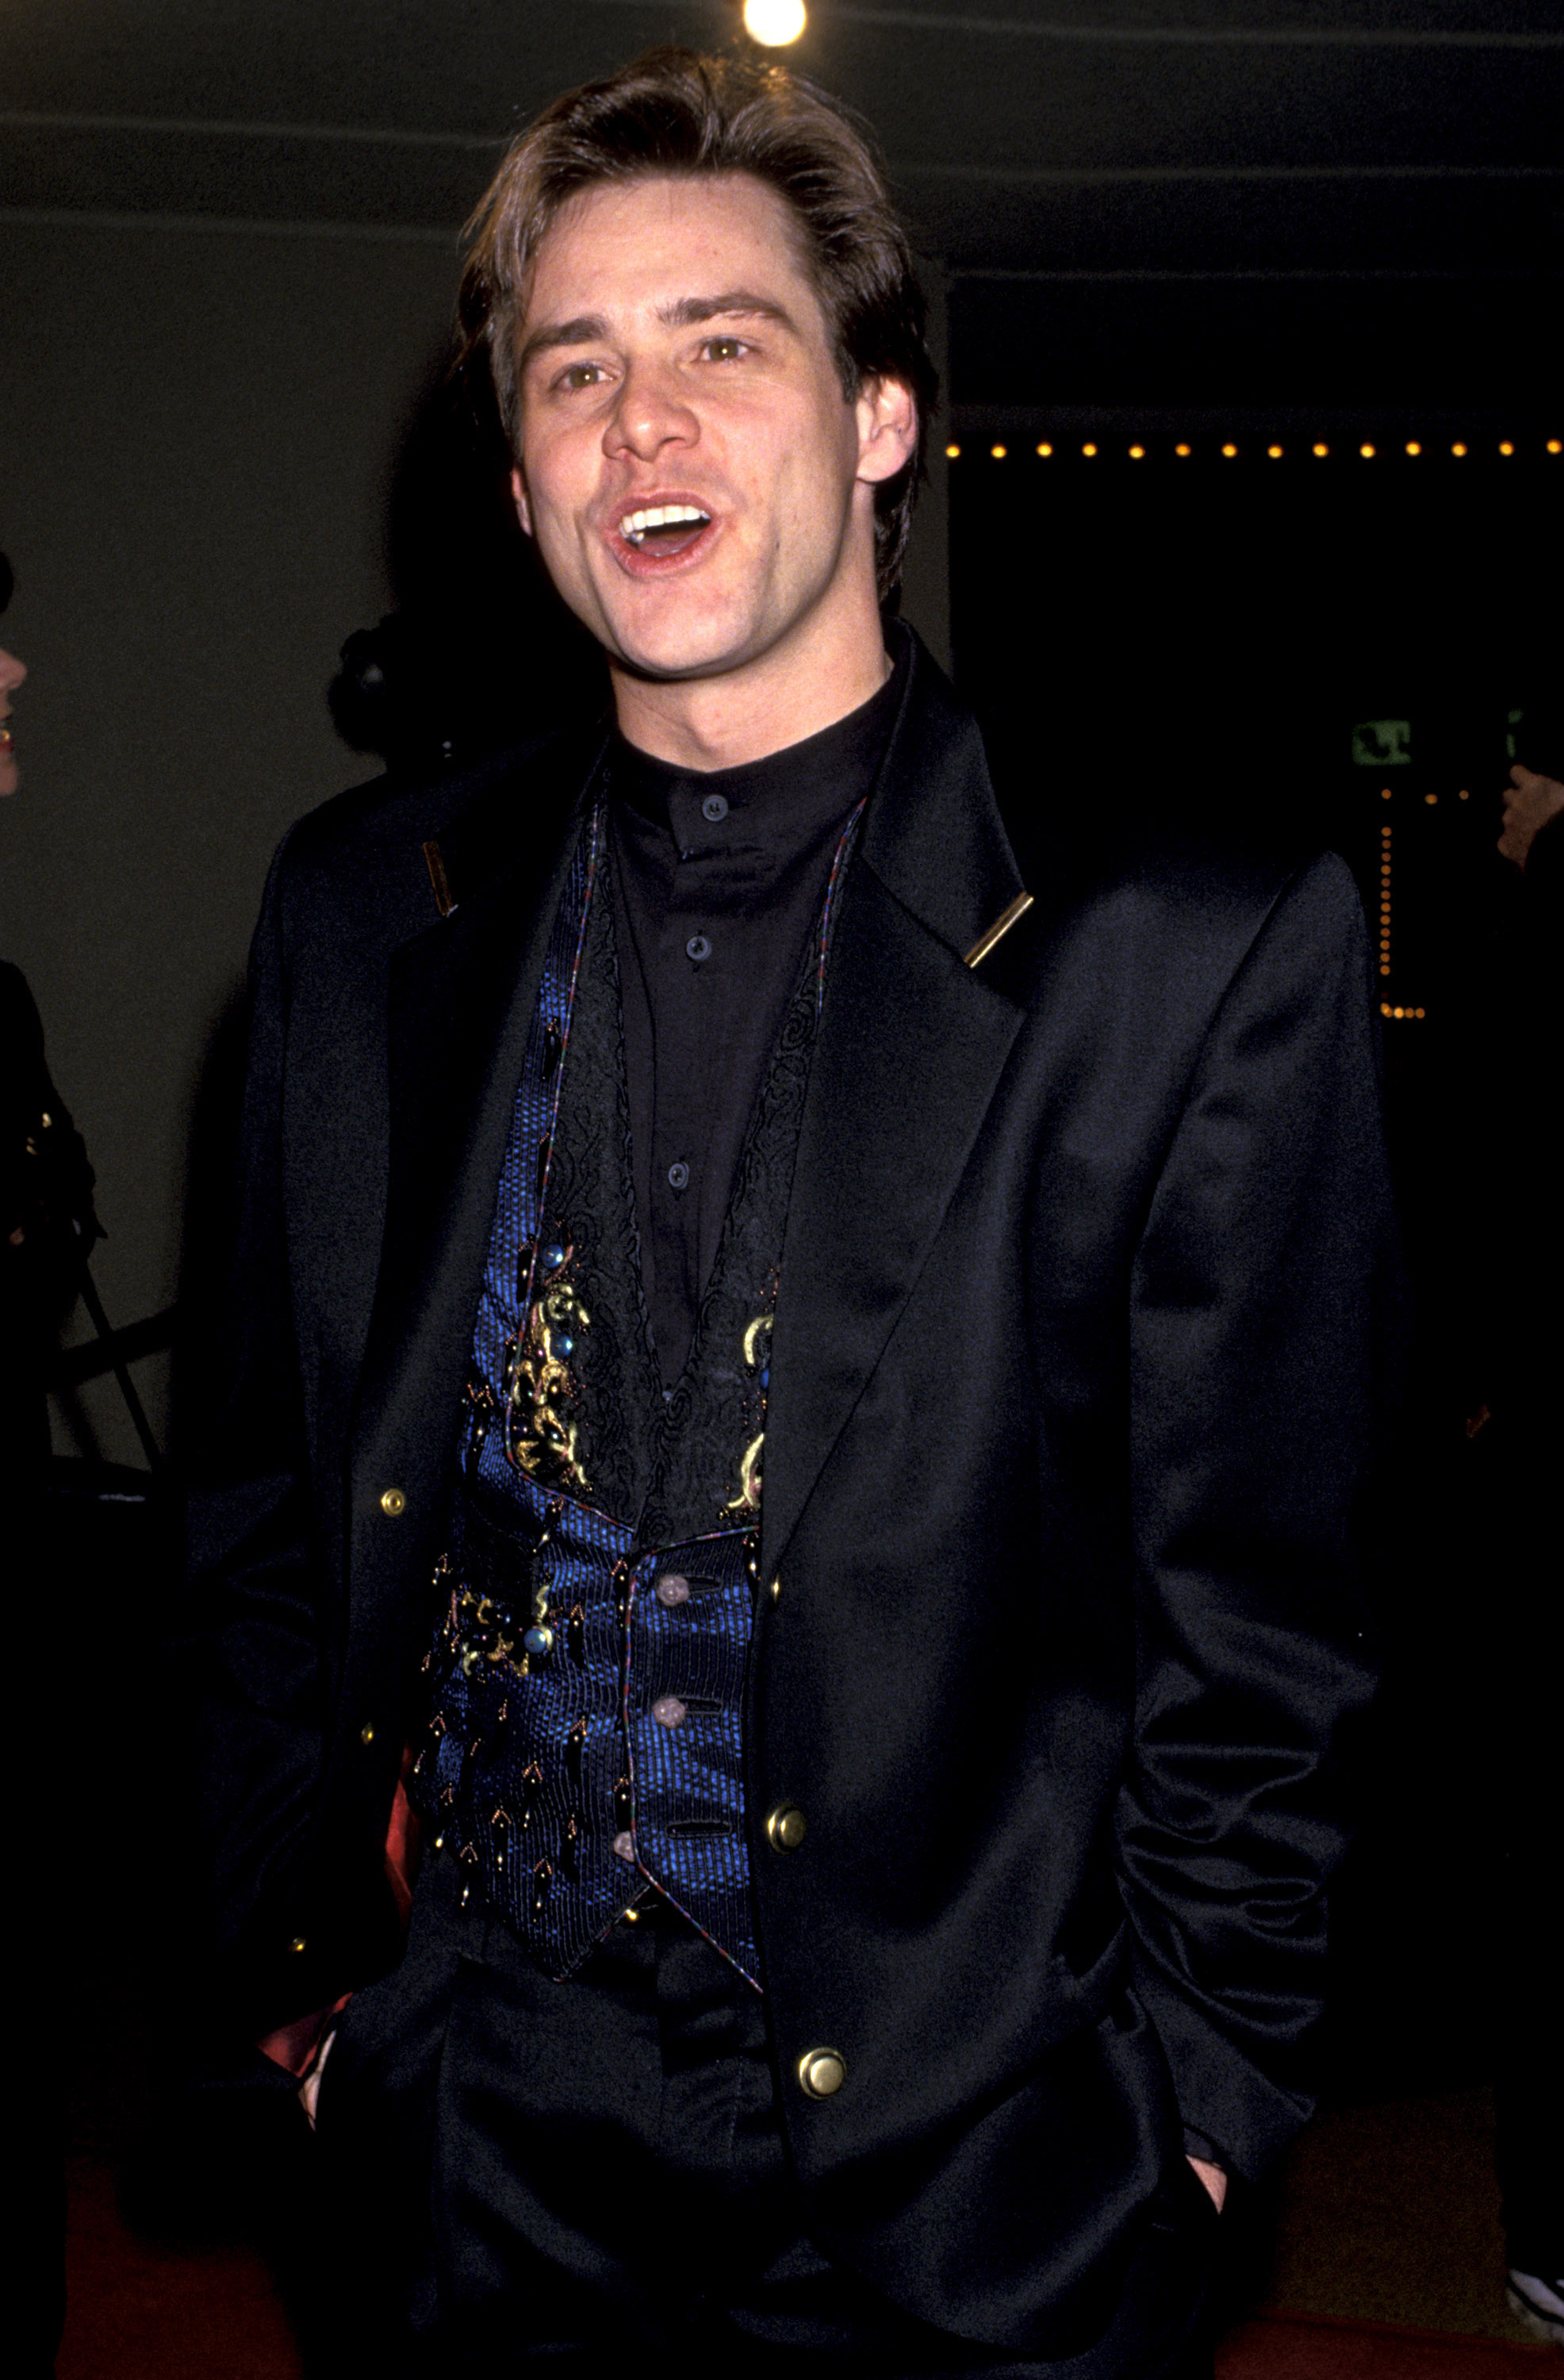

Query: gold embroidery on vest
[[507, 1245, 592, 1492], [724, 1313, 773, 1514]]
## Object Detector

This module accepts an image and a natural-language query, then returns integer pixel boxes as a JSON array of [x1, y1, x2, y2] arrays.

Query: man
[[186, 48, 1397, 2378]]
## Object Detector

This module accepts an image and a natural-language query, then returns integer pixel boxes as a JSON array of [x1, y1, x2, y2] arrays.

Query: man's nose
[[602, 363, 698, 464]]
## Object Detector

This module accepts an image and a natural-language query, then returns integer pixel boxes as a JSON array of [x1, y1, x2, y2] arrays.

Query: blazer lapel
[[350, 728, 604, 1511], [761, 639, 1031, 1577]]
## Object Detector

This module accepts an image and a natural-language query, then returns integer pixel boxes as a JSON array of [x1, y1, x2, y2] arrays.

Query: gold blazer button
[[765, 1802, 807, 1852], [797, 2048, 846, 2099], [379, 1487, 407, 1518]]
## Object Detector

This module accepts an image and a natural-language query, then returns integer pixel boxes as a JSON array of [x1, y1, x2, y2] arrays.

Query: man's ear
[[511, 464, 533, 539], [854, 377, 918, 489]]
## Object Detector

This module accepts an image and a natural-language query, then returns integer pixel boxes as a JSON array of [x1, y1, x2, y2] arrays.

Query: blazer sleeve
[[1120, 850, 1401, 2182], [177, 835, 334, 2018]]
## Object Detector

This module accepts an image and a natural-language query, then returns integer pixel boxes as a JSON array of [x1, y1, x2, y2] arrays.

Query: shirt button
[[701, 793, 729, 823], [612, 1831, 637, 1864], [379, 1487, 407, 1518], [667, 1161, 690, 1192], [651, 1695, 688, 1729], [685, 934, 711, 963], [655, 1574, 691, 1606]]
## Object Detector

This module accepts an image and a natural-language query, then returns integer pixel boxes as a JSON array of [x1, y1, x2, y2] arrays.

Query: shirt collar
[[608, 639, 905, 860]]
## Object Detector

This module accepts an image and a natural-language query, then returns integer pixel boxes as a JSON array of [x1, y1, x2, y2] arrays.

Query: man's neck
[[609, 593, 892, 773]]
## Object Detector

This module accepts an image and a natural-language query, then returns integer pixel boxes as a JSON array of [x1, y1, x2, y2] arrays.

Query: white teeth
[[619, 503, 709, 544]]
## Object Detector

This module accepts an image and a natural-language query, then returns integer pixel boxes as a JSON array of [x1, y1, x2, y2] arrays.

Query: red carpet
[[59, 2157, 1555, 2378], [1217, 2313, 1555, 2377], [58, 2159, 301, 2380]]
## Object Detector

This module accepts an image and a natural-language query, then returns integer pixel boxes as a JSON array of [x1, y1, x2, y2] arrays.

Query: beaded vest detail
[[413, 800, 857, 1985]]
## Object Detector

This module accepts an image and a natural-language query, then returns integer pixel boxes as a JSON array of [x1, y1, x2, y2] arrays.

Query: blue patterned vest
[[412, 799, 858, 1985]]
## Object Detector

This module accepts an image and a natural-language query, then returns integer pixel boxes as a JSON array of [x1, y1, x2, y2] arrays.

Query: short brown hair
[[458, 45, 937, 596]]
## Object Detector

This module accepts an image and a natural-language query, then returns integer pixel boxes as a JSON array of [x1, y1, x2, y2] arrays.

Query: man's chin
[[602, 622, 765, 686], [578, 566, 780, 686]]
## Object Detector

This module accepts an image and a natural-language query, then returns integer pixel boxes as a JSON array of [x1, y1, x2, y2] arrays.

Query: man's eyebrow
[[518, 290, 800, 377], [657, 291, 799, 334], [517, 314, 609, 374]]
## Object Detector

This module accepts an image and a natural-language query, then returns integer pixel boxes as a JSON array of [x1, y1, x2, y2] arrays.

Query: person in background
[[1, 550, 99, 1479], [1489, 728, 1561, 2350], [1497, 762, 1564, 883], [2, 547, 99, 2378]]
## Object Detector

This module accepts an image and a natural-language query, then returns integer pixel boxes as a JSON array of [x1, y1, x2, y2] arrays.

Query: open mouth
[[616, 502, 712, 562]]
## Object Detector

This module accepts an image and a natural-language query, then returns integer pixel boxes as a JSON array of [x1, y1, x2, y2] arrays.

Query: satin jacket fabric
[[183, 630, 1397, 2354]]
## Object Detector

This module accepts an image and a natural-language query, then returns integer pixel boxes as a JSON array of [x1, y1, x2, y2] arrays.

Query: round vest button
[[765, 1802, 807, 1852], [655, 1573, 691, 1606], [651, 1695, 687, 1728], [379, 1487, 407, 1518], [797, 2048, 845, 2099]]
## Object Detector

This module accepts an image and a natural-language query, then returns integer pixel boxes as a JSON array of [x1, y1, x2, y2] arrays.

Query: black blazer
[[184, 631, 1397, 2349]]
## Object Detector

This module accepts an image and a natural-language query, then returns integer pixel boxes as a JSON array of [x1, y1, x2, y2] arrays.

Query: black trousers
[[317, 1856, 1218, 2377]]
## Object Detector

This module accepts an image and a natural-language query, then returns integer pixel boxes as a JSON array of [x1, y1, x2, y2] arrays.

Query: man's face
[[512, 172, 897, 684]]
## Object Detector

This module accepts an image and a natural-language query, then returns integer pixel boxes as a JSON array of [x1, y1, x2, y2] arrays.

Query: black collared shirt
[[608, 651, 903, 1384]]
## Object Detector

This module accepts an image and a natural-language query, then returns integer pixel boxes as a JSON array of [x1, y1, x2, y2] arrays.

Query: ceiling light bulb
[[744, 0, 807, 44]]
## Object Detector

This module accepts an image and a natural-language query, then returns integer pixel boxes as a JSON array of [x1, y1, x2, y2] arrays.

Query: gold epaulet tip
[[964, 890, 1034, 969], [423, 839, 456, 918]]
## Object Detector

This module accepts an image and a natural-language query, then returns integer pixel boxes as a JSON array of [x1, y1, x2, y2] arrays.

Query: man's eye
[[701, 336, 750, 363], [557, 363, 605, 391]]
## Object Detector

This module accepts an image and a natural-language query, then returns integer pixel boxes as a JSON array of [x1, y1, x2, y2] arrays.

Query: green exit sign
[[1351, 719, 1412, 767]]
